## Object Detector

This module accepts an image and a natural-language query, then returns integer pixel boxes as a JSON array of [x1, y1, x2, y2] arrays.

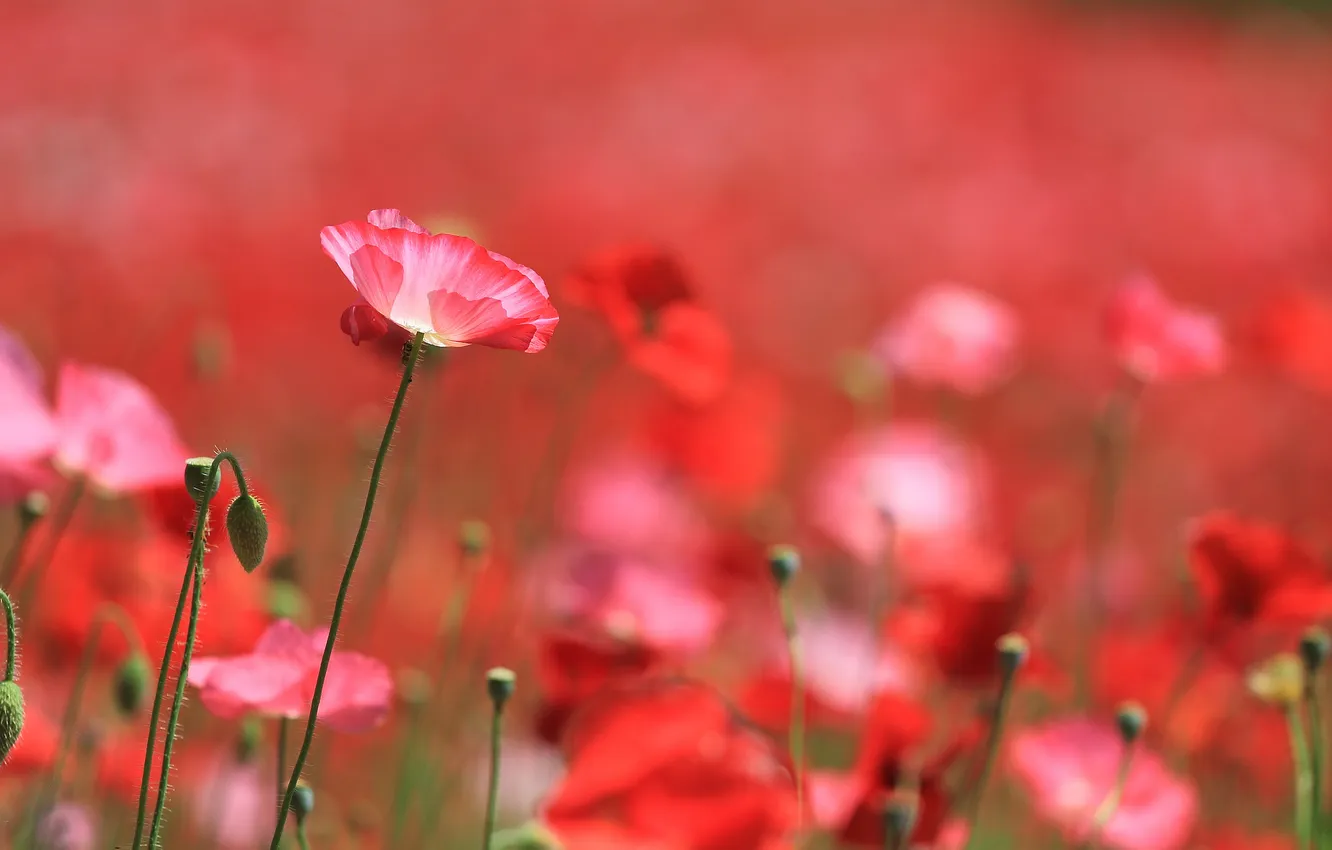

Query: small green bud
[[113, 653, 150, 716], [235, 717, 263, 764], [0, 680, 25, 764], [459, 519, 492, 560], [996, 632, 1030, 675], [767, 544, 801, 586], [226, 495, 269, 572], [292, 782, 315, 825], [883, 790, 919, 845], [487, 667, 516, 710], [1301, 627, 1331, 676], [184, 457, 219, 505], [18, 492, 48, 529], [1115, 701, 1148, 744]]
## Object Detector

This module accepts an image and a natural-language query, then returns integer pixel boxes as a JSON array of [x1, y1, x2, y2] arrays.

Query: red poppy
[[321, 209, 558, 352], [564, 244, 694, 329], [188, 619, 393, 732], [1252, 288, 1332, 394], [541, 679, 798, 850], [1104, 275, 1225, 383], [1186, 513, 1332, 654], [533, 628, 660, 744]]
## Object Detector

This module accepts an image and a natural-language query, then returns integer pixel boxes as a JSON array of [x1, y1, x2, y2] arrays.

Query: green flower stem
[[0, 508, 40, 588], [131, 452, 246, 850], [962, 664, 1021, 850], [1086, 743, 1136, 850], [297, 824, 311, 850], [0, 587, 16, 682], [277, 717, 289, 822], [1306, 684, 1325, 835], [778, 587, 804, 825], [270, 332, 426, 849], [482, 698, 505, 850], [1289, 704, 1315, 850], [13, 475, 85, 614], [25, 603, 142, 846]]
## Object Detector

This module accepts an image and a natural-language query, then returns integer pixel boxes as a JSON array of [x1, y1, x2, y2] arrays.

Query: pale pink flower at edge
[[1104, 275, 1225, 383], [874, 283, 1020, 394], [0, 325, 56, 464], [1009, 718, 1199, 850], [188, 620, 393, 732], [321, 209, 559, 352]]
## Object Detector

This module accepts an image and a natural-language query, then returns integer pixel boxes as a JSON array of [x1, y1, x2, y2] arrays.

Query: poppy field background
[[4, 0, 1332, 848]]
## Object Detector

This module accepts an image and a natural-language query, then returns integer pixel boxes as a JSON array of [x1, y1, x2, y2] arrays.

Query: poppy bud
[[341, 303, 391, 347], [113, 653, 150, 716], [767, 544, 801, 586], [996, 633, 1029, 675], [18, 492, 48, 529], [1115, 701, 1148, 744], [1301, 627, 1330, 676], [235, 717, 262, 764], [1249, 653, 1305, 708], [292, 782, 315, 825], [883, 790, 919, 846], [0, 680, 25, 763], [226, 495, 269, 572], [184, 457, 219, 505], [459, 520, 492, 560], [487, 667, 516, 711]]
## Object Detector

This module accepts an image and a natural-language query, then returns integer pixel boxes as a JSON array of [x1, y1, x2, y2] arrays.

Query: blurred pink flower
[[1009, 718, 1198, 850], [873, 283, 1019, 394], [188, 619, 393, 732], [811, 423, 987, 566], [1104, 275, 1225, 383], [53, 363, 189, 493], [192, 756, 274, 848], [0, 326, 56, 463], [470, 736, 565, 817], [321, 209, 558, 352]]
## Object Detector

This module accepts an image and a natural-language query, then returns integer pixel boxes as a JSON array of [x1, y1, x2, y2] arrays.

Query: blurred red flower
[[541, 679, 798, 850], [564, 245, 694, 329], [1008, 717, 1198, 850], [188, 619, 393, 732], [872, 283, 1020, 395], [1252, 289, 1332, 395], [321, 209, 558, 352], [1104, 275, 1225, 383], [533, 628, 660, 745]]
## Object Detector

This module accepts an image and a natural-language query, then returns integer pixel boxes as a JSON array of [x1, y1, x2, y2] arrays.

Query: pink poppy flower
[[811, 423, 987, 566], [188, 619, 393, 732], [34, 802, 96, 850], [321, 209, 558, 352], [1104, 275, 1225, 382], [873, 283, 1020, 394], [1009, 718, 1198, 850], [192, 755, 274, 848], [0, 326, 56, 464], [53, 363, 190, 493]]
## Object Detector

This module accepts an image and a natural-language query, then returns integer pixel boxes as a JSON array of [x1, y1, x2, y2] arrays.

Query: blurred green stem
[[482, 697, 505, 850], [296, 824, 311, 850], [0, 507, 40, 588], [14, 475, 85, 614], [1306, 683, 1325, 834], [277, 717, 289, 822], [270, 332, 426, 850], [1085, 742, 1135, 850], [1290, 704, 1315, 850], [779, 587, 805, 825], [962, 666, 1021, 850]]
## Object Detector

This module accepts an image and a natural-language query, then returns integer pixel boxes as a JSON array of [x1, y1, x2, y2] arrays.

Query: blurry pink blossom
[[1009, 717, 1198, 850], [812, 423, 987, 566], [470, 736, 565, 816], [1104, 275, 1225, 383], [53, 363, 190, 493], [192, 757, 274, 848], [34, 802, 95, 850], [0, 326, 56, 464], [873, 283, 1020, 394], [188, 620, 393, 732], [321, 209, 558, 352]]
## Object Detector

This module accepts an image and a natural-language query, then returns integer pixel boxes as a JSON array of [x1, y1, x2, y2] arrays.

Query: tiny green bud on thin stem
[[483, 668, 513, 850], [18, 491, 48, 529], [487, 667, 516, 711], [884, 791, 919, 850], [1301, 627, 1330, 677], [184, 457, 221, 505], [114, 653, 150, 717], [1115, 701, 1148, 745], [292, 782, 315, 826], [767, 544, 801, 587], [459, 520, 492, 560]]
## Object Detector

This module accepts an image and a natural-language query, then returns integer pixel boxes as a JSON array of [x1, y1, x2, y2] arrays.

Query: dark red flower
[[1252, 289, 1332, 394], [541, 678, 798, 850], [564, 245, 694, 328], [533, 628, 660, 745]]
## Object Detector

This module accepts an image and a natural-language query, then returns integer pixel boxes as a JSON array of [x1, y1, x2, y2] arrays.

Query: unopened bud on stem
[[226, 495, 269, 572], [487, 667, 516, 712]]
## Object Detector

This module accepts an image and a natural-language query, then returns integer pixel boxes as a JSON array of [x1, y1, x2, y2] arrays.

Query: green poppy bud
[[1116, 701, 1148, 744], [226, 495, 269, 572], [184, 457, 220, 505], [487, 667, 516, 711], [114, 653, 150, 716], [0, 680, 25, 764], [292, 783, 315, 825], [767, 544, 801, 586]]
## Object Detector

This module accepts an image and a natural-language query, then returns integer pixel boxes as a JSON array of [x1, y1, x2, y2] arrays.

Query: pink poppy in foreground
[[321, 209, 558, 352], [873, 283, 1020, 394], [188, 619, 392, 732], [192, 755, 274, 848], [811, 423, 987, 566], [1009, 718, 1198, 850], [0, 326, 56, 463], [53, 363, 190, 493], [1104, 275, 1225, 382]]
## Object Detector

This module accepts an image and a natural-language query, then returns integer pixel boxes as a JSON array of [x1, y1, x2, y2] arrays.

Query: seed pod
[[114, 653, 150, 716], [226, 495, 269, 572]]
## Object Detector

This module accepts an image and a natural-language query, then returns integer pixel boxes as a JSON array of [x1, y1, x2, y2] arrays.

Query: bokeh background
[[5, 0, 1332, 847]]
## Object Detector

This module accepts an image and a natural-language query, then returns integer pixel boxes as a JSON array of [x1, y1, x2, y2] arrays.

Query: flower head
[[1104, 275, 1224, 382], [321, 209, 558, 352], [873, 283, 1020, 394]]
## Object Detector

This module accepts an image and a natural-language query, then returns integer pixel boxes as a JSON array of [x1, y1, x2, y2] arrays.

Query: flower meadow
[[6, 1, 1332, 849]]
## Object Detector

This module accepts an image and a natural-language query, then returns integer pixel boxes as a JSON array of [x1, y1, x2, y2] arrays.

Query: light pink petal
[[874, 283, 1020, 394], [348, 245, 405, 319], [0, 330, 56, 463], [53, 363, 189, 492], [607, 564, 722, 653], [807, 770, 866, 829], [254, 620, 321, 666], [314, 652, 394, 732], [1105, 275, 1225, 383], [204, 656, 310, 713], [366, 209, 430, 234], [489, 250, 552, 298]]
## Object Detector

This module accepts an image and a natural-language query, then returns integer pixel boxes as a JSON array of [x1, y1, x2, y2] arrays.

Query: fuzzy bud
[[459, 520, 492, 560], [184, 457, 219, 505], [341, 304, 390, 347], [0, 680, 25, 764], [113, 653, 150, 716], [1115, 701, 1148, 744], [767, 544, 801, 586], [235, 717, 262, 764], [996, 632, 1029, 675], [1249, 653, 1306, 708], [226, 495, 269, 572], [292, 783, 315, 825], [487, 667, 516, 711], [1301, 627, 1330, 676], [18, 492, 48, 529]]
